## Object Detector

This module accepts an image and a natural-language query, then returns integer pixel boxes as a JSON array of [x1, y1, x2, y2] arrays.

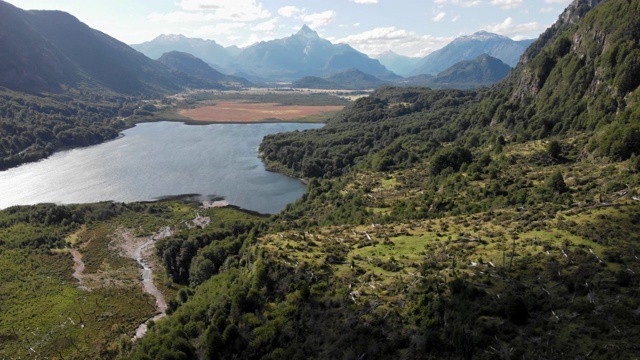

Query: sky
[[7, 0, 574, 58]]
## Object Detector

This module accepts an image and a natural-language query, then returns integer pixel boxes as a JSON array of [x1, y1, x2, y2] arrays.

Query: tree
[[547, 140, 562, 161], [189, 257, 216, 287], [547, 171, 568, 193]]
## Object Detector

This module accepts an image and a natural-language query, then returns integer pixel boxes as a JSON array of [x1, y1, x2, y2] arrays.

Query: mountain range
[[131, 34, 238, 70], [293, 54, 512, 90], [407, 31, 534, 76], [134, 25, 399, 82], [398, 53, 512, 88], [133, 27, 529, 84]]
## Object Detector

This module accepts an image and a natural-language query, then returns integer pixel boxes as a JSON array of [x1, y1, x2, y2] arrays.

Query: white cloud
[[539, 7, 555, 13], [434, 0, 482, 7], [490, 0, 523, 9], [334, 26, 453, 57], [176, 0, 271, 22], [301, 10, 336, 29], [278, 5, 303, 18], [252, 17, 280, 31], [146, 11, 208, 23], [433, 12, 447, 22], [352, 0, 379, 3], [544, 0, 571, 3], [486, 17, 543, 39]]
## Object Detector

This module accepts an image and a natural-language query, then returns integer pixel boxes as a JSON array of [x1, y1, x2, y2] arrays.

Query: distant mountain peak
[[454, 31, 510, 43], [296, 25, 320, 40], [377, 50, 398, 57], [156, 34, 189, 42]]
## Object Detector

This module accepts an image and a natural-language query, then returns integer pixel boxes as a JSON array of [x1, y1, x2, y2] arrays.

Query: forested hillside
[[0, 89, 135, 170], [260, 86, 478, 178]]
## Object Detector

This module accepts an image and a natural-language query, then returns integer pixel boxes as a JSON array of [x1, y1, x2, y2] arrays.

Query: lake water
[[0, 122, 322, 214]]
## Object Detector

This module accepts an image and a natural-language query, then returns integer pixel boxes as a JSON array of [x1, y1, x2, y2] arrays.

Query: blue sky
[[7, 0, 573, 57]]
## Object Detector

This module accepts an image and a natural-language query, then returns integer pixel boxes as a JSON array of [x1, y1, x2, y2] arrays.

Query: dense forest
[[0, 88, 149, 170]]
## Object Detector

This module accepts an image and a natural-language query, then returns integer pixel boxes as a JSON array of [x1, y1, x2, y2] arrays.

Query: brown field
[[178, 101, 344, 122]]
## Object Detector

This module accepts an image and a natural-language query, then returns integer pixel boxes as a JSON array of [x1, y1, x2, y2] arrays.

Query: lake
[[0, 122, 322, 214]]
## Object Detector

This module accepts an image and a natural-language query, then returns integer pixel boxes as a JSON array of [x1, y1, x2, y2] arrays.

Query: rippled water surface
[[0, 122, 322, 214]]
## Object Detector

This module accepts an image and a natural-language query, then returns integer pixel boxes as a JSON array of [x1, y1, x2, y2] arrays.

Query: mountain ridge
[[0, 0, 208, 95], [232, 25, 399, 81], [157, 51, 251, 87], [409, 30, 534, 76], [399, 53, 512, 89], [131, 34, 236, 69], [133, 25, 400, 82]]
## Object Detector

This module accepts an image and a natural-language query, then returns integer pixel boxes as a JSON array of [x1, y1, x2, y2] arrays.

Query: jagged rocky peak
[[296, 25, 320, 40]]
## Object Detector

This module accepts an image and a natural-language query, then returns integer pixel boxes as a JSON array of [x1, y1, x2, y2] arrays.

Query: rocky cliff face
[[511, 0, 606, 99]]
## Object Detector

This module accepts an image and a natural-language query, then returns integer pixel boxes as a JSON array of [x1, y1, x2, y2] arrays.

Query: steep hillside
[[398, 54, 511, 89], [0, 2, 78, 92], [0, 1, 200, 95], [462, 0, 639, 159], [157, 51, 250, 87], [410, 31, 533, 76]]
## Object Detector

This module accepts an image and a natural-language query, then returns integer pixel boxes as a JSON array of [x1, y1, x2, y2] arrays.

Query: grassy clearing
[[0, 247, 155, 358], [64, 225, 85, 245], [259, 197, 640, 313]]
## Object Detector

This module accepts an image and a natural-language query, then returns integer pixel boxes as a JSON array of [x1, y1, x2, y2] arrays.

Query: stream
[[131, 236, 169, 341], [69, 222, 202, 340], [70, 248, 89, 291]]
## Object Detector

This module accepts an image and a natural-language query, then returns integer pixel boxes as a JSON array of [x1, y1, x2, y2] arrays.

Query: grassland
[[176, 102, 344, 123], [128, 88, 352, 126]]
